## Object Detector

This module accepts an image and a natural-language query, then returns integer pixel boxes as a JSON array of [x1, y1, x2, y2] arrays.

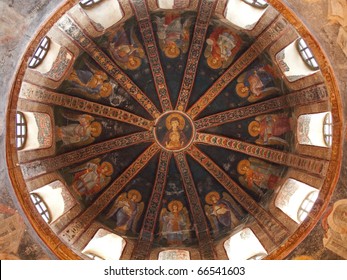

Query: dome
[[4, 0, 343, 260]]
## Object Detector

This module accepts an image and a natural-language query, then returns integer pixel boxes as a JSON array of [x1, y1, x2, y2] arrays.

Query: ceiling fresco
[[5, 0, 344, 260]]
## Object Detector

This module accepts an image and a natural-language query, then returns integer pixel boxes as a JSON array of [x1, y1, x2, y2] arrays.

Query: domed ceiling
[[6, 0, 343, 260]]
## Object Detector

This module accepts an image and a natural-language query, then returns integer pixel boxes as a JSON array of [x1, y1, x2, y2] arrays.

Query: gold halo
[[100, 161, 114, 176], [99, 83, 113, 98], [90, 121, 102, 137], [205, 191, 221, 205], [236, 83, 250, 98], [165, 113, 186, 130], [126, 56, 141, 70], [168, 200, 183, 212], [207, 56, 222, 70], [237, 159, 251, 175], [248, 121, 260, 137], [164, 42, 180, 59], [128, 189, 142, 202]]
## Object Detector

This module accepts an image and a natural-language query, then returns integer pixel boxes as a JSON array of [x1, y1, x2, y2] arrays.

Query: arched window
[[15, 112, 27, 150], [28, 36, 50, 69], [242, 0, 268, 9], [323, 113, 333, 147], [30, 193, 51, 223], [296, 38, 319, 71], [224, 228, 268, 260], [82, 229, 126, 260], [79, 0, 123, 30], [30, 181, 74, 224], [79, 0, 103, 8], [275, 178, 319, 224], [297, 112, 333, 148], [158, 250, 191, 260], [16, 112, 53, 151], [297, 191, 319, 222], [225, 0, 268, 30]]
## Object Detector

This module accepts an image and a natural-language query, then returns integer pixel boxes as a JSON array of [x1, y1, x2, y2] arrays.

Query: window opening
[[296, 38, 319, 70], [15, 112, 27, 150], [28, 36, 50, 69], [30, 193, 51, 223]]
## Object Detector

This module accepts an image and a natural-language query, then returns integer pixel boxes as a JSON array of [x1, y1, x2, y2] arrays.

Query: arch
[[297, 112, 333, 148], [30, 180, 74, 224], [224, 0, 268, 30], [276, 38, 319, 82], [275, 178, 319, 224], [158, 249, 191, 260], [82, 229, 126, 260], [224, 228, 268, 260]]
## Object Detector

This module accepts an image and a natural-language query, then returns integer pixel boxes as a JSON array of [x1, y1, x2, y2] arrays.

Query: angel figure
[[55, 112, 102, 147], [237, 158, 281, 197], [248, 114, 292, 146], [159, 200, 191, 245], [204, 27, 240, 70], [66, 59, 113, 99], [236, 65, 280, 102], [204, 191, 243, 234], [70, 159, 113, 198], [108, 26, 145, 70], [105, 190, 144, 233], [154, 14, 193, 59]]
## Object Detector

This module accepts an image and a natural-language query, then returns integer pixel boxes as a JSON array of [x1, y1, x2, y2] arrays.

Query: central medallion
[[154, 111, 195, 152]]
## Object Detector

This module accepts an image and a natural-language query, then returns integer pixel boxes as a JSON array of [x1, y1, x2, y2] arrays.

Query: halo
[[164, 42, 180, 59], [128, 189, 142, 202], [90, 121, 102, 137], [126, 56, 141, 70], [248, 121, 260, 137], [237, 159, 251, 175], [99, 83, 113, 98], [236, 82, 250, 98], [165, 113, 186, 130], [205, 191, 221, 205], [168, 200, 183, 212], [100, 161, 114, 176], [207, 56, 222, 70]]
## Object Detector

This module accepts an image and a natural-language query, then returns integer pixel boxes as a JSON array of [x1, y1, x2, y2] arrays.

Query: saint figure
[[70, 159, 113, 197], [159, 200, 191, 245], [204, 28, 240, 69], [205, 191, 243, 234], [108, 26, 145, 70], [236, 65, 280, 102], [55, 113, 102, 147], [105, 190, 144, 233], [237, 158, 281, 196], [248, 114, 292, 146], [155, 14, 193, 58]]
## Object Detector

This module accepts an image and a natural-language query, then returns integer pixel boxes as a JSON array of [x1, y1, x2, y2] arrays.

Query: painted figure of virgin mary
[[163, 113, 188, 150]]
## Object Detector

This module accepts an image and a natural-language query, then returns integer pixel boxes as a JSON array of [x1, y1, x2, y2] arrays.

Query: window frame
[[241, 0, 268, 9], [296, 38, 319, 71], [323, 113, 333, 147], [30, 193, 52, 223], [297, 191, 318, 223], [28, 36, 51, 69], [79, 0, 104, 9], [15, 112, 27, 150]]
